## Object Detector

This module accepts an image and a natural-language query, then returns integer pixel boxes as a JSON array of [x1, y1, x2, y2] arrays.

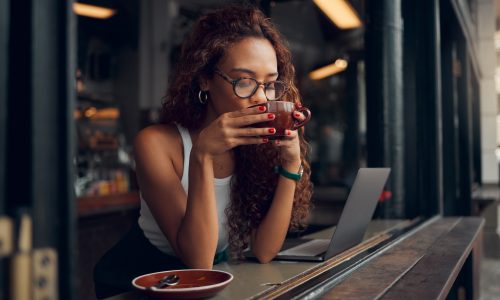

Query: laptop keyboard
[[278, 239, 330, 256]]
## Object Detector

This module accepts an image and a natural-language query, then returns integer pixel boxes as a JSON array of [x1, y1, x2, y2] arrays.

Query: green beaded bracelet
[[274, 165, 303, 181]]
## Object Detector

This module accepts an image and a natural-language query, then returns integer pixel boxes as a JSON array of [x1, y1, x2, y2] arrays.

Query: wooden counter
[[77, 192, 140, 300], [106, 217, 483, 300], [319, 217, 483, 300], [77, 191, 140, 217]]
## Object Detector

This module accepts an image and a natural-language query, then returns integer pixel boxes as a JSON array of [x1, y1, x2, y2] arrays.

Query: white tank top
[[138, 124, 232, 256]]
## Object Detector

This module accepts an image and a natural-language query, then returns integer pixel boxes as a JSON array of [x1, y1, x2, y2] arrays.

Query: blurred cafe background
[[1, 0, 500, 299]]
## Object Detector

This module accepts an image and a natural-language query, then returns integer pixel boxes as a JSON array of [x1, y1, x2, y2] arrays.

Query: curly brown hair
[[161, 4, 313, 257]]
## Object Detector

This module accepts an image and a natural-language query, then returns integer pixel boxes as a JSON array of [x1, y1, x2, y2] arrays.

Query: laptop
[[269, 168, 390, 262]]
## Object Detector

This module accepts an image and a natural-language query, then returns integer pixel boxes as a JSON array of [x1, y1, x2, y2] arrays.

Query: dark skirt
[[93, 222, 187, 299]]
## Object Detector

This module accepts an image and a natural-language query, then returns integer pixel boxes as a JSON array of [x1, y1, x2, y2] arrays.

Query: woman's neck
[[200, 103, 218, 129]]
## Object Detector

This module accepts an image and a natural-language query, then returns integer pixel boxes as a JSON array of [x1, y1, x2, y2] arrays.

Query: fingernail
[[262, 138, 269, 143], [286, 130, 291, 136], [296, 103, 302, 108], [267, 113, 275, 119], [268, 128, 276, 134], [294, 113, 301, 118], [258, 106, 266, 112], [275, 140, 280, 145]]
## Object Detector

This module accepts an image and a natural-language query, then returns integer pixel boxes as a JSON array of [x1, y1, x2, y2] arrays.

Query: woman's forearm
[[176, 149, 219, 268], [251, 160, 301, 263]]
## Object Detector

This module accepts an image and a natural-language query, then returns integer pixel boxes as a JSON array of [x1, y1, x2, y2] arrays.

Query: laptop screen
[[323, 168, 391, 259]]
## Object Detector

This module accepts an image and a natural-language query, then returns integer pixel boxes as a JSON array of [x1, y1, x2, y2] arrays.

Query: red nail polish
[[267, 113, 275, 119], [294, 113, 301, 118], [268, 128, 276, 134], [287, 130, 291, 136], [262, 138, 269, 143], [275, 140, 280, 145], [258, 106, 266, 112]]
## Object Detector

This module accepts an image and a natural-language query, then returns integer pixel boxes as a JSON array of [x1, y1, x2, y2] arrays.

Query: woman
[[94, 4, 312, 298]]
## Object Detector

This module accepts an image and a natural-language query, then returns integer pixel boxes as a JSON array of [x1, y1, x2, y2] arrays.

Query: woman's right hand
[[194, 105, 275, 157]]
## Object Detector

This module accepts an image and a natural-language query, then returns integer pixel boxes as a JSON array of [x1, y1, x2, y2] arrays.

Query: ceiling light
[[309, 59, 348, 80], [73, 3, 116, 19], [313, 0, 362, 29]]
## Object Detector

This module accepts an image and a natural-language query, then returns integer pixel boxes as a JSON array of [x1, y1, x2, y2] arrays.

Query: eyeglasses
[[214, 69, 288, 101]]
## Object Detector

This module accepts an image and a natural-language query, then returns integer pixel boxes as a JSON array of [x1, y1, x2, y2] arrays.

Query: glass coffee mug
[[250, 101, 311, 140]]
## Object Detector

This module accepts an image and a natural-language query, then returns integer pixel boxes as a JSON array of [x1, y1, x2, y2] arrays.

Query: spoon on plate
[[147, 274, 180, 290]]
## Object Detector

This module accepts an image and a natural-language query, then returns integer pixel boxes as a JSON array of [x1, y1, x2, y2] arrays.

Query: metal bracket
[[0, 216, 13, 257], [10, 214, 33, 300], [32, 248, 58, 300]]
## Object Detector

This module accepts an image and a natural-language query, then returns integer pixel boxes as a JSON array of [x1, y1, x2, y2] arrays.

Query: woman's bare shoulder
[[134, 124, 182, 157], [133, 124, 184, 184]]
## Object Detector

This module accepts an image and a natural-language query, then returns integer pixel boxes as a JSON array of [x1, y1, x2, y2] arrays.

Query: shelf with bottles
[[74, 135, 135, 198], [75, 100, 121, 146], [74, 96, 136, 198], [74, 159, 133, 197]]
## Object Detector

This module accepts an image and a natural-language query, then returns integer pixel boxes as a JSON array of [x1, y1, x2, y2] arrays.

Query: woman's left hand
[[273, 110, 306, 164]]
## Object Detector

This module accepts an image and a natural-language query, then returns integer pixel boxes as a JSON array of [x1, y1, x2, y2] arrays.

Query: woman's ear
[[199, 76, 210, 92]]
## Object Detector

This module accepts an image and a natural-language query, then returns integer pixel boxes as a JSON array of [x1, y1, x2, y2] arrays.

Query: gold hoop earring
[[198, 90, 208, 104]]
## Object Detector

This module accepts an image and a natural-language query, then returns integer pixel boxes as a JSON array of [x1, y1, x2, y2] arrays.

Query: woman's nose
[[249, 85, 267, 104]]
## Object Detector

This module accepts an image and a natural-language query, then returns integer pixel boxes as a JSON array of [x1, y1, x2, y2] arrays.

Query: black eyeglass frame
[[214, 69, 289, 101]]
